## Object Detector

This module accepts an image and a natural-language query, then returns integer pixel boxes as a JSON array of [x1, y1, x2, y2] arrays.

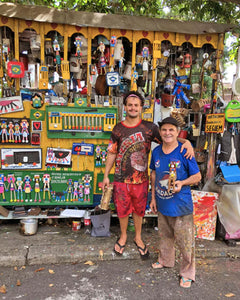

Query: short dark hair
[[123, 91, 145, 107]]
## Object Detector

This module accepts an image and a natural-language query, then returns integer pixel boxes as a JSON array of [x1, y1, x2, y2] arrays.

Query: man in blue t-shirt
[[150, 116, 201, 289]]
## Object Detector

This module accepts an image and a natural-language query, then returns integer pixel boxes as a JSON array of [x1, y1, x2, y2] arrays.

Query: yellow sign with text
[[205, 114, 225, 133]]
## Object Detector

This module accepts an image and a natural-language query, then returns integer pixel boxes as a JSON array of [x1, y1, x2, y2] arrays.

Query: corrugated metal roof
[[0, 2, 236, 34]]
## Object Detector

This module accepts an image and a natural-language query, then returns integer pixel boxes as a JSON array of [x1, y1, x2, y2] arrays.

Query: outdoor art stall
[[0, 2, 239, 242]]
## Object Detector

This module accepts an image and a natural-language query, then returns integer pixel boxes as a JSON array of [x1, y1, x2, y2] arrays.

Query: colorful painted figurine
[[0, 120, 8, 143], [24, 175, 32, 202], [14, 123, 21, 143], [0, 174, 6, 202], [98, 41, 106, 74], [73, 180, 79, 201], [172, 76, 191, 108], [66, 178, 73, 202], [83, 174, 91, 202], [20, 119, 29, 143], [8, 121, 14, 143], [95, 145, 101, 166], [53, 37, 62, 71], [101, 149, 107, 165], [110, 35, 117, 57], [33, 174, 41, 202], [132, 70, 138, 91], [16, 176, 24, 202], [74, 36, 83, 65], [141, 46, 149, 81], [42, 174, 51, 201], [168, 161, 178, 193], [7, 174, 17, 202], [78, 180, 84, 202]]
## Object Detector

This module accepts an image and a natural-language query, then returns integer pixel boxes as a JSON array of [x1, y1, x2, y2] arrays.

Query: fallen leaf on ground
[[68, 239, 75, 242], [35, 267, 45, 272], [135, 269, 140, 273], [20, 266, 26, 270], [225, 293, 235, 298], [14, 267, 18, 271], [0, 285, 7, 294], [84, 261, 94, 265], [16, 280, 21, 286], [49, 269, 55, 274]]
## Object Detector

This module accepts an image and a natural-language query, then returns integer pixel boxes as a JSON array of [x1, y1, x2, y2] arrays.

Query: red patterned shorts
[[113, 181, 148, 218]]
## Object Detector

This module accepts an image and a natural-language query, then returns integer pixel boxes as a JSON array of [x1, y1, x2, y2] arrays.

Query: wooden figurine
[[168, 161, 178, 193], [98, 41, 106, 75]]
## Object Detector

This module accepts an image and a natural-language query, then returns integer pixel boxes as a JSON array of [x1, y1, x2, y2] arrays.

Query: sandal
[[134, 240, 149, 260], [114, 238, 126, 256], [180, 277, 192, 288], [152, 261, 164, 269]]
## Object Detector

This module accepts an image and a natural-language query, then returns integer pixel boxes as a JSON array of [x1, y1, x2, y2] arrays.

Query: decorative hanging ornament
[[132, 70, 138, 91], [74, 36, 83, 65], [110, 36, 117, 57], [98, 41, 106, 75], [141, 46, 149, 81], [53, 37, 62, 71], [181, 53, 192, 69], [7, 61, 25, 78]]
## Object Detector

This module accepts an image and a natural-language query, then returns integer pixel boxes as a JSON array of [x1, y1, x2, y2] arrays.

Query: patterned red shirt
[[107, 120, 161, 184]]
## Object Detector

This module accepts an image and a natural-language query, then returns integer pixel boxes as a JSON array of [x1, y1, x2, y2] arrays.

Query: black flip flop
[[134, 241, 149, 260], [114, 238, 126, 256]]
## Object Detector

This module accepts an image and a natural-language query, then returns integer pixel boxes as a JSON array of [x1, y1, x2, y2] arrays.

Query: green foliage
[[162, 0, 240, 24]]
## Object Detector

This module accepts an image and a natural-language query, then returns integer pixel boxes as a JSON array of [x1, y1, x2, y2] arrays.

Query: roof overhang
[[0, 2, 237, 35]]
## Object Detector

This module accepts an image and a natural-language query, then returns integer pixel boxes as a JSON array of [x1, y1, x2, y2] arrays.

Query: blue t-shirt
[[150, 142, 200, 217]]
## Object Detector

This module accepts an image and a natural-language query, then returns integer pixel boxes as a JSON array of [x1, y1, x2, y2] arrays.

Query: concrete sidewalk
[[0, 219, 239, 267]]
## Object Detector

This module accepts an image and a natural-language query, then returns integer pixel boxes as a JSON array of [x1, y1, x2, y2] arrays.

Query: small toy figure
[[0, 121, 8, 143], [14, 123, 21, 143], [95, 145, 101, 166], [7, 174, 17, 202], [172, 76, 191, 108], [78, 180, 84, 202], [42, 174, 51, 201], [53, 37, 62, 72], [73, 180, 79, 201], [110, 35, 117, 57], [66, 178, 73, 202], [101, 149, 107, 165], [141, 46, 149, 81], [98, 41, 106, 75], [132, 70, 138, 91], [20, 119, 29, 143], [83, 174, 91, 202], [168, 161, 178, 193], [0, 174, 6, 202], [74, 36, 83, 65], [33, 174, 41, 202], [16, 176, 24, 202], [8, 121, 14, 143], [24, 175, 32, 202]]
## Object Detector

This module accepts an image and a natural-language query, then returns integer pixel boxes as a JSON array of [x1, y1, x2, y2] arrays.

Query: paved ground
[[0, 257, 240, 299], [0, 218, 239, 267]]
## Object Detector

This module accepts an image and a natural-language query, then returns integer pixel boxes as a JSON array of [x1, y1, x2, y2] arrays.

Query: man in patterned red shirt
[[102, 91, 193, 259]]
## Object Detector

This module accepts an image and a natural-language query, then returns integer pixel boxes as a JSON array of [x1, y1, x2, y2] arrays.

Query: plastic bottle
[[84, 209, 91, 234]]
